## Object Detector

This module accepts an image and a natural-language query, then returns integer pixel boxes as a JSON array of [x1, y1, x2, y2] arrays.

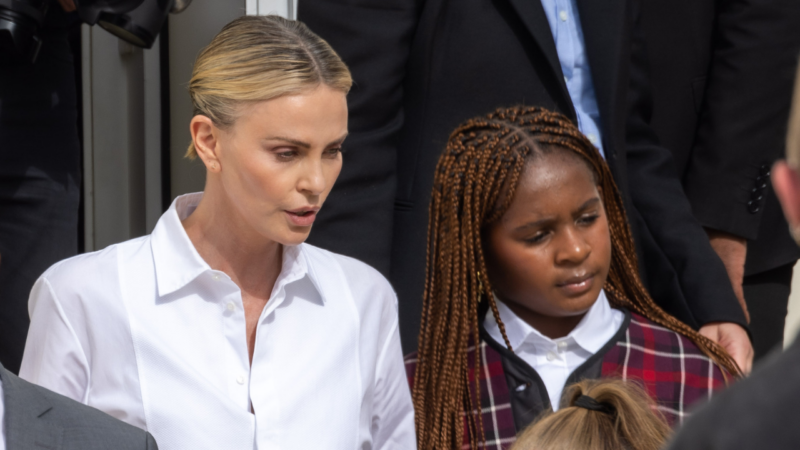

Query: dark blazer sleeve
[[683, 0, 800, 240], [146, 432, 159, 450], [624, 0, 747, 328], [299, 0, 421, 275]]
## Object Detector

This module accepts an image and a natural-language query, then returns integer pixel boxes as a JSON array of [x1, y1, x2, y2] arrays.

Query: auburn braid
[[412, 106, 741, 450]]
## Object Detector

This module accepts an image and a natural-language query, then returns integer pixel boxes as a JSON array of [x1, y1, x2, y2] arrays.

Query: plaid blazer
[[405, 310, 728, 449]]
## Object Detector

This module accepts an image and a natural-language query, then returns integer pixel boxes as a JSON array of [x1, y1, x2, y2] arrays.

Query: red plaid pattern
[[405, 313, 728, 449]]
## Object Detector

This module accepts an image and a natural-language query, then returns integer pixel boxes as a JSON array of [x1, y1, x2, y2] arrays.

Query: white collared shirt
[[19, 193, 416, 450], [484, 290, 624, 409]]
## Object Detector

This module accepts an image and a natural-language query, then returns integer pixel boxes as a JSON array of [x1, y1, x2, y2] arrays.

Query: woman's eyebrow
[[263, 136, 311, 148]]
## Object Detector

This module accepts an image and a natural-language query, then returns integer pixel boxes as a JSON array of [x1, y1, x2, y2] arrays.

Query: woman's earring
[[210, 162, 218, 170]]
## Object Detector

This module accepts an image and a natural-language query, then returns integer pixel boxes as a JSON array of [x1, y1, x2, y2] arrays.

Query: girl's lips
[[284, 210, 318, 227], [557, 274, 595, 296]]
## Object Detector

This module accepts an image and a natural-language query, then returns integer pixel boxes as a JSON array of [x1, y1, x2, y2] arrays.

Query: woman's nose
[[298, 158, 326, 195]]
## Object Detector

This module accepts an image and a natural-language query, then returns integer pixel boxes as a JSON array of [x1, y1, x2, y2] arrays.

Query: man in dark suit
[[642, 0, 800, 359], [300, 0, 752, 370], [0, 363, 158, 449], [665, 70, 800, 450]]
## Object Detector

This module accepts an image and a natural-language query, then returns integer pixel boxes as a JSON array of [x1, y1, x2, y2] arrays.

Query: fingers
[[56, 0, 77, 12]]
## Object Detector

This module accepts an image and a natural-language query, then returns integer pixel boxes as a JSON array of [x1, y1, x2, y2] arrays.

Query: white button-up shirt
[[485, 290, 624, 409], [19, 193, 416, 450]]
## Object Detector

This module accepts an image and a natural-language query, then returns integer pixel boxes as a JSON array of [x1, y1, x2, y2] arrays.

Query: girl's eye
[[524, 231, 548, 244], [578, 214, 599, 225]]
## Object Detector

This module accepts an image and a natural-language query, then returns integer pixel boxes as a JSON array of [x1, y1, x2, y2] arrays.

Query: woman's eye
[[275, 150, 298, 160], [578, 214, 599, 225], [324, 147, 343, 157]]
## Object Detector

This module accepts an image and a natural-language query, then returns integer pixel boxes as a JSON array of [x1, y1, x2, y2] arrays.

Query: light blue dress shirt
[[540, 0, 605, 157]]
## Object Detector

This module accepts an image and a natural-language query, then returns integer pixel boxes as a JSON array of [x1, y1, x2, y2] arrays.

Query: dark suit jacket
[[1, 366, 158, 449], [642, 0, 800, 276], [301, 0, 747, 351], [666, 338, 800, 449]]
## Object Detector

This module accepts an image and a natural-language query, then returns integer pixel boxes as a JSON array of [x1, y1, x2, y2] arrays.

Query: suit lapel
[[504, 0, 570, 98], [575, 0, 626, 133], [2, 367, 63, 450]]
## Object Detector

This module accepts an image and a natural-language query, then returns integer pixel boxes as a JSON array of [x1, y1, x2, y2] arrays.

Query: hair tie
[[573, 395, 614, 415]]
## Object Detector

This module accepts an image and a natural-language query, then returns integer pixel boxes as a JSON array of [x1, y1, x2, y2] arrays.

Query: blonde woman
[[18, 15, 416, 450], [510, 379, 671, 450]]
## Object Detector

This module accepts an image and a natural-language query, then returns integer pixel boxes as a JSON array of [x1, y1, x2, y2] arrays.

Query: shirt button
[[236, 375, 245, 385], [587, 133, 599, 144], [557, 341, 568, 352], [213, 274, 221, 281], [226, 302, 236, 312], [559, 10, 568, 21], [546, 351, 557, 361], [564, 75, 569, 83]]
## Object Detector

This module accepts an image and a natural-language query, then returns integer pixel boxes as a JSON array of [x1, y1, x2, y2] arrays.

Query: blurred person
[[0, 0, 82, 374], [664, 66, 800, 450], [642, 0, 800, 360], [404, 107, 737, 450], [18, 16, 415, 450], [509, 379, 670, 450], [300, 0, 754, 372]]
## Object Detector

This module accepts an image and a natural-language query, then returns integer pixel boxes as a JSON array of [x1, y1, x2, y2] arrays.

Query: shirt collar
[[486, 290, 615, 354], [151, 193, 325, 304]]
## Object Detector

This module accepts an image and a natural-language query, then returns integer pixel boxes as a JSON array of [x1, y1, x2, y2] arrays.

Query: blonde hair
[[186, 15, 353, 158], [787, 63, 800, 168], [510, 379, 671, 450]]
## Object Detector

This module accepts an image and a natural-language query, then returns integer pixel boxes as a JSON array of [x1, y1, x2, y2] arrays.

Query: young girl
[[405, 106, 740, 450], [510, 379, 671, 450]]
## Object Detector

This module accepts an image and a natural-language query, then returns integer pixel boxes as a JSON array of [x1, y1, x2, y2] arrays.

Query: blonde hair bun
[[186, 15, 352, 159]]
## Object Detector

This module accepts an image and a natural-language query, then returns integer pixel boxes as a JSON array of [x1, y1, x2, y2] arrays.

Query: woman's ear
[[190, 115, 222, 173]]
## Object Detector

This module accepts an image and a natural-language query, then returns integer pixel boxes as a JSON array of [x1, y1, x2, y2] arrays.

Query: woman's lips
[[284, 209, 318, 227], [557, 273, 595, 296]]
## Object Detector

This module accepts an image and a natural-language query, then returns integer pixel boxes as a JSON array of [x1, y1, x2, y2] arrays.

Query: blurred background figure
[[664, 64, 800, 450], [0, 0, 187, 374], [643, 0, 800, 360], [300, 0, 753, 370], [0, 2, 82, 375], [510, 379, 670, 450]]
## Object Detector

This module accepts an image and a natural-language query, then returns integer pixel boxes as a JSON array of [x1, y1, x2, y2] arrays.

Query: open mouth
[[285, 207, 320, 227]]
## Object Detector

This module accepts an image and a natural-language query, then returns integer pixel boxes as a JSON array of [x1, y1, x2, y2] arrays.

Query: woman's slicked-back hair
[[510, 379, 672, 450], [185, 15, 352, 158], [412, 106, 740, 450]]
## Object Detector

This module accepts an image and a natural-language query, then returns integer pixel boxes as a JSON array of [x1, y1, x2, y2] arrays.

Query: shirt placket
[[212, 270, 253, 412]]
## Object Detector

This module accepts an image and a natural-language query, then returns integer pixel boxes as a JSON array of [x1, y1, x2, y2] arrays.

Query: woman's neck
[[502, 301, 587, 340], [181, 189, 282, 300]]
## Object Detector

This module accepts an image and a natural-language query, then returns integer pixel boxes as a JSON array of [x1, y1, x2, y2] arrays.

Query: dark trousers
[[0, 33, 81, 374], [744, 263, 795, 362]]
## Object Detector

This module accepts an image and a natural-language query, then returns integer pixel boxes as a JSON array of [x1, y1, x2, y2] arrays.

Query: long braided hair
[[412, 106, 741, 450]]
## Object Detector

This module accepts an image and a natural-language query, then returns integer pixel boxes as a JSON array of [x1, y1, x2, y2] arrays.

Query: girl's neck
[[502, 300, 588, 340], [181, 189, 282, 300]]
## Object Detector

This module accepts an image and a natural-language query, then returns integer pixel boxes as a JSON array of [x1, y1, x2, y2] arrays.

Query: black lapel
[[503, 0, 571, 99], [575, 0, 627, 134], [2, 367, 63, 450]]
